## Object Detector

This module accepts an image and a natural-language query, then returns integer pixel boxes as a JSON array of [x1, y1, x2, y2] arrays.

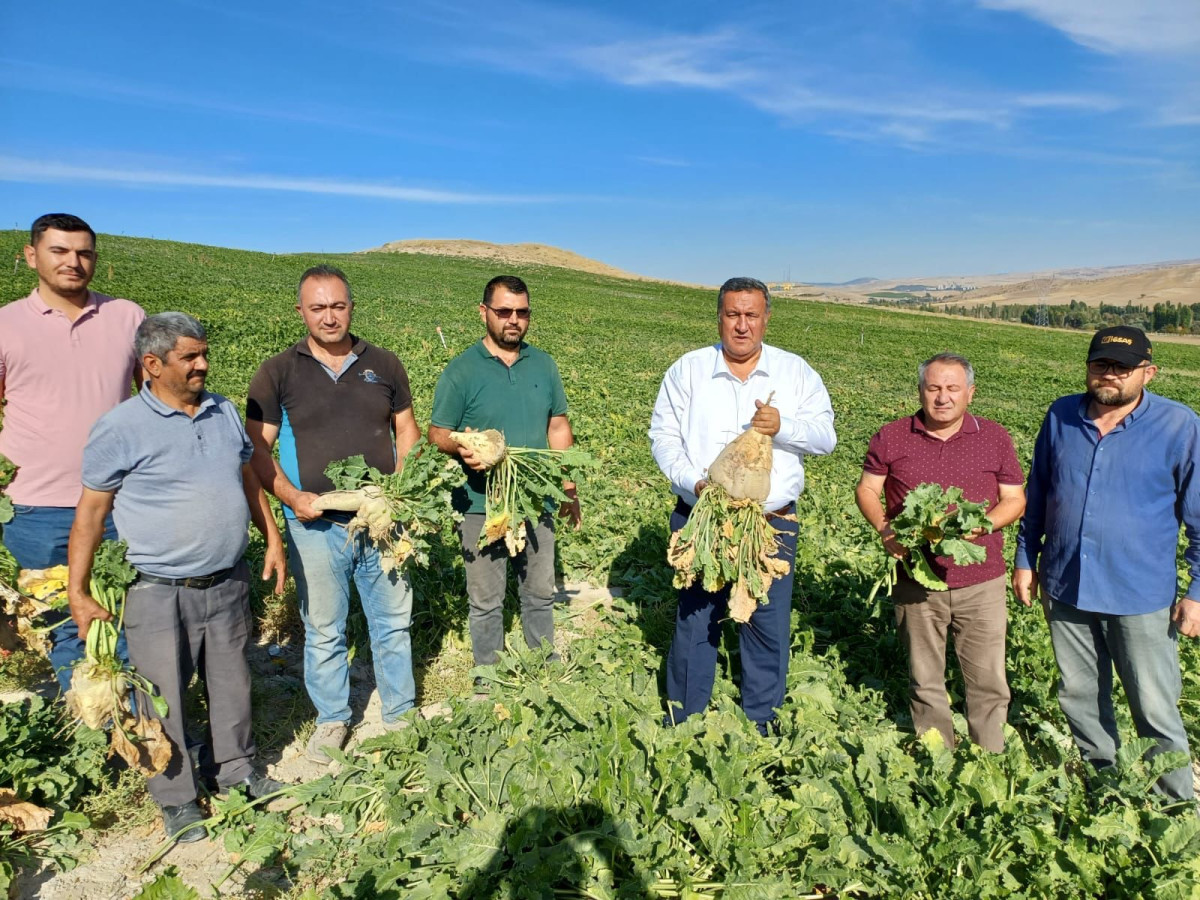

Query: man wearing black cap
[[1014, 326, 1200, 803]]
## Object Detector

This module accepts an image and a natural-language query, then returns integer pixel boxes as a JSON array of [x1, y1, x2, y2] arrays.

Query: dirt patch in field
[[13, 582, 619, 900]]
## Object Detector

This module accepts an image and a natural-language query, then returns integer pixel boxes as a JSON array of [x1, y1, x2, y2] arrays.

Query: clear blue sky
[[1, 0, 1197, 283]]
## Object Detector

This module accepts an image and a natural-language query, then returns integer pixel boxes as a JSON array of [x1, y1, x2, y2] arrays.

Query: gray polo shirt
[[82, 387, 253, 578]]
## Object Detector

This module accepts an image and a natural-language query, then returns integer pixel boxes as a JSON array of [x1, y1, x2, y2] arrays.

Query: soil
[[11, 582, 619, 900]]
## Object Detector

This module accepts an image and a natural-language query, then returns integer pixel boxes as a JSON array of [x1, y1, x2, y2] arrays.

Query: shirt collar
[[712, 343, 772, 380], [1076, 389, 1154, 429], [294, 334, 367, 358], [28, 288, 100, 320], [475, 338, 530, 361], [911, 411, 981, 437], [138, 386, 218, 418]]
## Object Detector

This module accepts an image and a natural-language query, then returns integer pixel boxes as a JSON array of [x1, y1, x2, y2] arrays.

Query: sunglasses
[[485, 305, 531, 320]]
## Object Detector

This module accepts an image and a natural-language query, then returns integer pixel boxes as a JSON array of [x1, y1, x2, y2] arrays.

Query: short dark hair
[[717, 277, 771, 312], [30, 213, 95, 247], [483, 275, 529, 305], [298, 264, 353, 304]]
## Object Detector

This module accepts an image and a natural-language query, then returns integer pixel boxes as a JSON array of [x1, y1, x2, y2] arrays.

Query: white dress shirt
[[649, 342, 837, 511]]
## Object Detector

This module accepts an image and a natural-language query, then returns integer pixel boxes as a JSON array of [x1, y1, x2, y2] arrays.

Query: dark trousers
[[123, 561, 255, 807], [664, 501, 799, 728], [459, 513, 556, 666]]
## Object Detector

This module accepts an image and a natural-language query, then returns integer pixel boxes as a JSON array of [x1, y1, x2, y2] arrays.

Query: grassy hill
[[5, 232, 1200, 897]]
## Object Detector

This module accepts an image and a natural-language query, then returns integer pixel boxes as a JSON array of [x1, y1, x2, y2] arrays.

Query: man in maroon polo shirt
[[855, 352, 1025, 751]]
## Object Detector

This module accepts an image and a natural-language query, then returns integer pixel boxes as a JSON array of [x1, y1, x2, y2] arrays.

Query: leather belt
[[136, 567, 233, 589]]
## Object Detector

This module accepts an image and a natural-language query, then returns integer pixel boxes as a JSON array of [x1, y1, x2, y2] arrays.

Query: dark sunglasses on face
[[486, 305, 531, 320]]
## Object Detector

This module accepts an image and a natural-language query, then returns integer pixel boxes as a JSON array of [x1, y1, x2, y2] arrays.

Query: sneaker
[[305, 721, 349, 763], [380, 717, 410, 732], [161, 801, 207, 843], [219, 772, 289, 800]]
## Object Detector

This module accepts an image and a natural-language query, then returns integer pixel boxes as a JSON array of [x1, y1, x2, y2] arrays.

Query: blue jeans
[[1048, 599, 1193, 802], [285, 517, 415, 724], [5, 505, 123, 692], [665, 501, 799, 731]]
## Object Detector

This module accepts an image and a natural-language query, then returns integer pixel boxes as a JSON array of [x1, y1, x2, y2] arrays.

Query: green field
[[4, 231, 1200, 898]]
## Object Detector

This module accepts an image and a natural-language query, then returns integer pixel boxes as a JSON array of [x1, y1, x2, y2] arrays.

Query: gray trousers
[[1048, 599, 1193, 802], [894, 574, 1010, 752], [459, 513, 556, 666], [123, 560, 255, 807]]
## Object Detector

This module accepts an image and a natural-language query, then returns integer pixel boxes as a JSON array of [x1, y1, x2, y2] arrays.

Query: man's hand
[[262, 541, 287, 595], [1012, 568, 1038, 608], [452, 427, 490, 472], [751, 399, 780, 437], [879, 526, 907, 559], [559, 486, 581, 529], [693, 479, 708, 496], [1171, 597, 1200, 638], [291, 491, 323, 522], [68, 590, 112, 642]]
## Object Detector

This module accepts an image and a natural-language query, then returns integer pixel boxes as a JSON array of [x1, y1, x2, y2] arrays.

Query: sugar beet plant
[[868, 482, 993, 603]]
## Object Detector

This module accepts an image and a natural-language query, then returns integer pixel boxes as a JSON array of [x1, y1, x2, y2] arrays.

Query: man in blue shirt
[[1014, 325, 1200, 803]]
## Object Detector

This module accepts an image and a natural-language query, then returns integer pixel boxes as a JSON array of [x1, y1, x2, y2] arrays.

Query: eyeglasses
[[485, 305, 531, 320], [1087, 360, 1150, 377]]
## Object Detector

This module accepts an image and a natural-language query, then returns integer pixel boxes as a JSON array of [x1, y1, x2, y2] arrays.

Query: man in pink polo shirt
[[854, 352, 1026, 752], [0, 213, 145, 689]]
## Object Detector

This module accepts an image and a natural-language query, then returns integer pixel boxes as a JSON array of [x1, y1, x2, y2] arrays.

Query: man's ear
[[142, 354, 163, 379]]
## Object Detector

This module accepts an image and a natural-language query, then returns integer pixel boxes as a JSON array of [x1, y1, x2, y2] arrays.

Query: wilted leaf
[[0, 788, 52, 831], [110, 714, 173, 776]]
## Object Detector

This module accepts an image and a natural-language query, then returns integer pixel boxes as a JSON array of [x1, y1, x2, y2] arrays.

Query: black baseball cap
[[1087, 326, 1152, 367]]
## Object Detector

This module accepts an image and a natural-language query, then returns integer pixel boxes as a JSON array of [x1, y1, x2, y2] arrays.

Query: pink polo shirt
[[0, 289, 145, 506], [863, 412, 1024, 589]]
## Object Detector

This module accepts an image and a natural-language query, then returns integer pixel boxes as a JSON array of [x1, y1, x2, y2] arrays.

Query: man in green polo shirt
[[429, 275, 579, 688]]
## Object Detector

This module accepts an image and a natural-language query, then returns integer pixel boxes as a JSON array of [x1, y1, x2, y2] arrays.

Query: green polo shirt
[[431, 339, 569, 513]]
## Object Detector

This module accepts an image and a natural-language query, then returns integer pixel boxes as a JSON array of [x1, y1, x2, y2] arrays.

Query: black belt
[[136, 567, 233, 589]]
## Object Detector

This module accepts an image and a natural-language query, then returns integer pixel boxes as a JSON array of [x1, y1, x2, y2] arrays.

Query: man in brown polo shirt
[[855, 352, 1025, 751]]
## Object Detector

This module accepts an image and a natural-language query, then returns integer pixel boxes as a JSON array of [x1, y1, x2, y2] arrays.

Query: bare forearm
[[854, 484, 888, 533], [242, 465, 282, 547], [67, 495, 112, 600], [427, 425, 460, 456], [988, 495, 1026, 531]]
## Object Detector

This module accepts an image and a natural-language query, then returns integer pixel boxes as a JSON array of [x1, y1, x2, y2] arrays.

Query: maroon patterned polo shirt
[[863, 412, 1024, 589]]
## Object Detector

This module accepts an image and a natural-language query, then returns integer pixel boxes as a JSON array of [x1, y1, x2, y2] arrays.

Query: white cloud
[[978, 0, 1200, 54], [0, 157, 568, 205]]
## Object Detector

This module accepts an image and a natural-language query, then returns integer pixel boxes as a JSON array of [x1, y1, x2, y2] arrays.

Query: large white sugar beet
[[707, 427, 773, 501]]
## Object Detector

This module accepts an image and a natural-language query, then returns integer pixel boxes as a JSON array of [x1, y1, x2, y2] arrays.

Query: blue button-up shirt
[[1015, 390, 1200, 615]]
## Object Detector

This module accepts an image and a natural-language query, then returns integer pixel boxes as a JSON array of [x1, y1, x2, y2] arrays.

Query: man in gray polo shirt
[[67, 312, 286, 843]]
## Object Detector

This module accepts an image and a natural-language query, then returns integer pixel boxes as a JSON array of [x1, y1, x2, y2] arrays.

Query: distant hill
[[364, 239, 666, 283], [808, 277, 877, 287], [783, 259, 1200, 309]]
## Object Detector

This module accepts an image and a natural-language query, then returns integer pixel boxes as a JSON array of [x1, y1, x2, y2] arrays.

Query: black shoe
[[161, 801, 207, 843], [220, 772, 288, 800]]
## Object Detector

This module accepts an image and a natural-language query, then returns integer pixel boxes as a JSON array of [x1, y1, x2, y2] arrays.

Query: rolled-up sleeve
[[649, 362, 706, 501]]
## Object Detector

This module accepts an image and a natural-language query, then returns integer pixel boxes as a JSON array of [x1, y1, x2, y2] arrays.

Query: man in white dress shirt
[[649, 277, 836, 734]]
